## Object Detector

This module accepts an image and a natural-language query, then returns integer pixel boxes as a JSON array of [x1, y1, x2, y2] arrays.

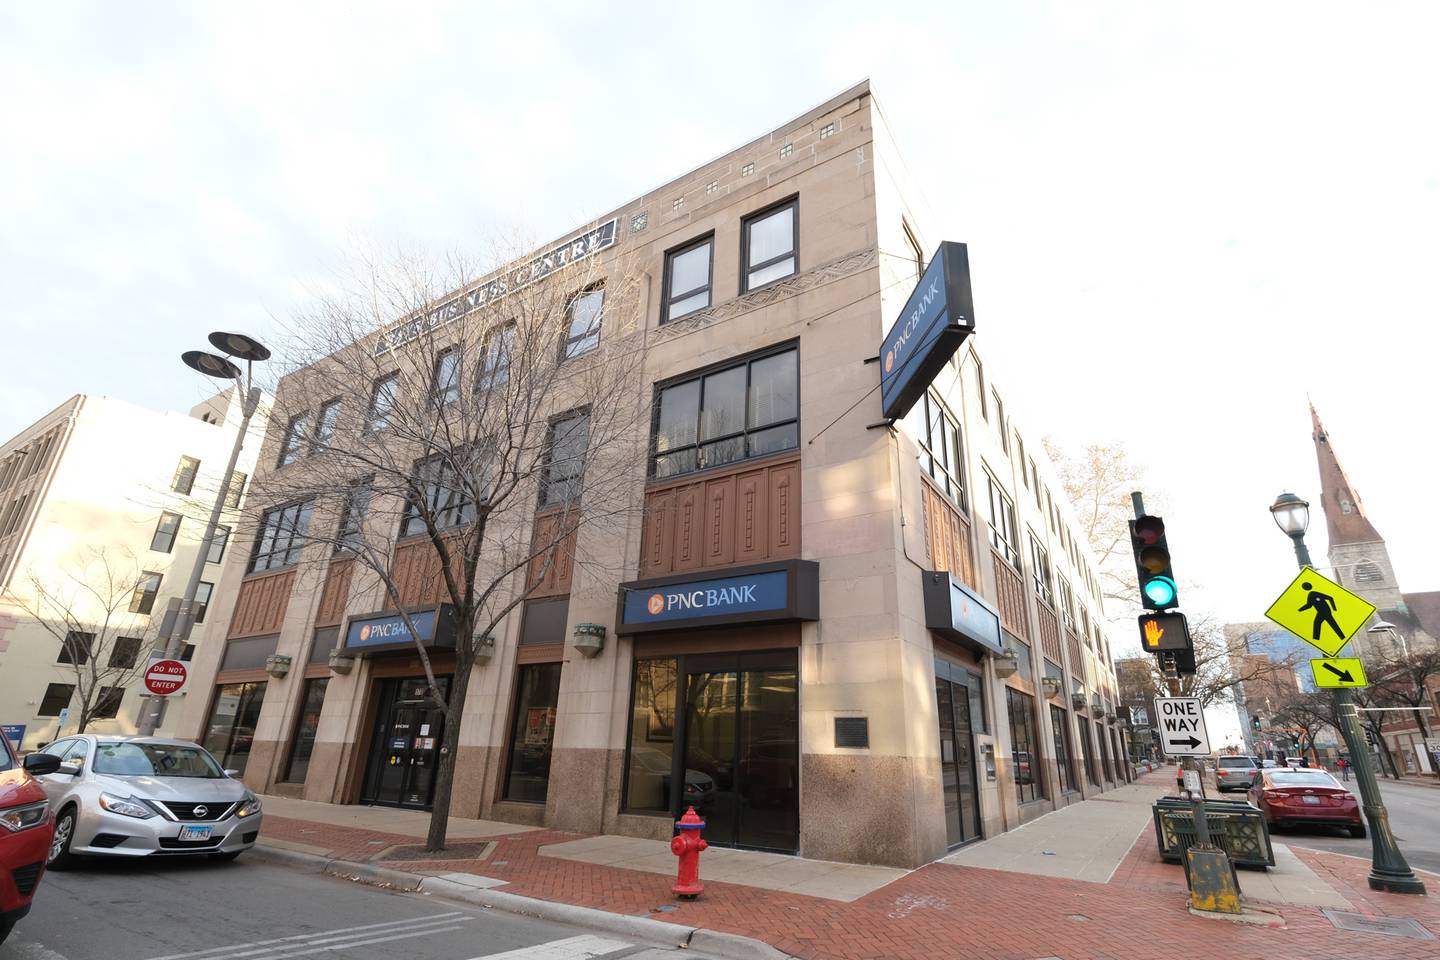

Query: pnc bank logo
[[359, 624, 371, 642], [647, 593, 666, 615], [883, 350, 894, 373]]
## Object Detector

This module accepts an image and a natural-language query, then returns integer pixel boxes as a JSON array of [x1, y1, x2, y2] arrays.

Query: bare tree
[[1131, 614, 1306, 709], [1368, 648, 1440, 740], [252, 234, 647, 851], [1352, 683, 1403, 778], [1269, 690, 1339, 762], [22, 548, 160, 733], [1042, 439, 1144, 618]]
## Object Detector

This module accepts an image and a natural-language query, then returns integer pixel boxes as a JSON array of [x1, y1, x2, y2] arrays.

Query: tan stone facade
[[177, 82, 1127, 868]]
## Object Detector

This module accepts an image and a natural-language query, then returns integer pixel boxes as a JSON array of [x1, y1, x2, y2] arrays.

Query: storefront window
[[282, 678, 328, 783], [1078, 716, 1100, 785], [1050, 705, 1076, 794], [625, 658, 678, 812], [503, 663, 563, 803], [202, 681, 267, 773], [1006, 688, 1044, 803]]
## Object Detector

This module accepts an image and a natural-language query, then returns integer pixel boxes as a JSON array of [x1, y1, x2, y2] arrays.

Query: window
[[986, 474, 1020, 569], [540, 413, 590, 507], [365, 372, 399, 432], [180, 644, 195, 662], [1057, 575, 1076, 629], [1355, 562, 1384, 584], [248, 501, 314, 572], [1029, 534, 1052, 604], [207, 524, 230, 564], [202, 681, 268, 774], [624, 658, 677, 812], [662, 235, 713, 323], [991, 390, 1005, 437], [563, 286, 604, 360], [1030, 460, 1041, 508], [93, 686, 125, 720], [151, 511, 182, 553], [194, 581, 214, 624], [651, 346, 798, 479], [477, 322, 515, 391], [741, 198, 798, 291], [1051, 706, 1077, 794], [312, 399, 341, 453], [520, 597, 570, 645], [130, 572, 162, 614], [431, 348, 460, 407], [224, 471, 247, 508], [57, 631, 94, 664], [1016, 435, 1027, 481], [503, 662, 563, 802], [1007, 688, 1044, 803], [1045, 487, 1055, 532], [402, 455, 478, 537], [902, 220, 924, 278], [282, 678, 329, 783], [172, 456, 200, 495], [904, 390, 967, 511], [337, 477, 372, 551], [110, 636, 143, 669], [278, 413, 309, 466], [38, 683, 75, 716], [974, 356, 988, 420]]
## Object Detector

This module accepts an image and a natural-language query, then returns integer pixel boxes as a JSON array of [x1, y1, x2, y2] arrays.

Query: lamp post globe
[[207, 331, 271, 362], [181, 350, 242, 381], [1269, 492, 1310, 537]]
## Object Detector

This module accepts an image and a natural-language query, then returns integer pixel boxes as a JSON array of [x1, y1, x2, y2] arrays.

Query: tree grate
[[1322, 910, 1435, 940]]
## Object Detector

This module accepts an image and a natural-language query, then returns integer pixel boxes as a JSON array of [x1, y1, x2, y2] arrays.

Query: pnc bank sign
[[879, 241, 976, 420], [617, 561, 820, 635]]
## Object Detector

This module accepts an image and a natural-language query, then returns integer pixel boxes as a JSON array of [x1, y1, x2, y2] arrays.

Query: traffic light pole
[[1283, 533, 1424, 894]]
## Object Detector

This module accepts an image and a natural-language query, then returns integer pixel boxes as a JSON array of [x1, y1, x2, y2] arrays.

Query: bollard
[[670, 805, 707, 899]]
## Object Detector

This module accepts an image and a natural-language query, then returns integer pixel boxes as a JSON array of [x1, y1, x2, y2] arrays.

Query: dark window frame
[[740, 196, 799, 293], [130, 571, 162, 614], [194, 580, 214, 624], [109, 635, 143, 669], [38, 683, 75, 716], [477, 322, 516, 392], [501, 661, 564, 803], [248, 500, 314, 573], [336, 476, 373, 552], [906, 390, 967, 513], [57, 631, 95, 665], [402, 454, 478, 538], [538, 411, 590, 508], [561, 284, 605, 361], [207, 524, 231, 565], [172, 456, 201, 495], [1050, 705, 1077, 794], [431, 347, 461, 407], [1007, 687, 1046, 803], [278, 413, 309, 467], [660, 233, 714, 325], [311, 398, 341, 454], [281, 677, 329, 784], [224, 471, 248, 509], [1029, 532, 1052, 605], [93, 686, 125, 720], [365, 372, 400, 433], [986, 473, 1021, 569], [151, 511, 183, 553]]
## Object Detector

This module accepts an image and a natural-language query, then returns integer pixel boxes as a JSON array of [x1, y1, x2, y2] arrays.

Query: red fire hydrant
[[670, 805, 707, 899]]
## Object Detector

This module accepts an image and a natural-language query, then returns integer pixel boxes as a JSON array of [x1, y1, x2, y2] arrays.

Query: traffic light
[[1138, 612, 1191, 652], [1251, 715, 1263, 732], [1129, 515, 1178, 610]]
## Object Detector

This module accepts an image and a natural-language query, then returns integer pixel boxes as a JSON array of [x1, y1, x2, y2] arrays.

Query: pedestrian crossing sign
[[1264, 566, 1376, 658]]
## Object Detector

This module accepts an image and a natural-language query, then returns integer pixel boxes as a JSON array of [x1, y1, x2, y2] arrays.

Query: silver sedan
[[32, 735, 262, 867]]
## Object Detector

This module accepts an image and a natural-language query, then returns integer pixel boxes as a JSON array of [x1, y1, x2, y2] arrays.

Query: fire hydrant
[[670, 805, 707, 899]]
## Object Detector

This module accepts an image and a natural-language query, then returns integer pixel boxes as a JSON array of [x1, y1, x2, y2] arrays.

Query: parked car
[[1215, 755, 1259, 792], [0, 735, 61, 945], [32, 735, 263, 867], [1248, 768, 1364, 837], [1261, 758, 1279, 769], [629, 747, 716, 813]]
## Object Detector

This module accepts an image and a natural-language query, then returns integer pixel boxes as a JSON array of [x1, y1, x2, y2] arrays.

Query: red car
[[0, 736, 61, 945], [1249, 767, 1365, 838]]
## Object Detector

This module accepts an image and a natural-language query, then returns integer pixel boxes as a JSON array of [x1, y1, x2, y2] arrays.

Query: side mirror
[[23, 753, 62, 776], [224, 769, 241, 779]]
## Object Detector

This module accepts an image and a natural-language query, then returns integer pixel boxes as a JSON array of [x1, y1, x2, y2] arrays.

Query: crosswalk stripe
[[143, 913, 468, 960], [226, 924, 470, 960], [466, 935, 635, 960]]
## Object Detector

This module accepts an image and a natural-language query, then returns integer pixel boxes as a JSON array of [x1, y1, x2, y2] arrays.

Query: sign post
[[143, 659, 189, 698]]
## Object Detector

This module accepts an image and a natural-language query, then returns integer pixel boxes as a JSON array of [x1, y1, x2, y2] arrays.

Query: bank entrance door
[[361, 676, 450, 809], [936, 672, 981, 847], [678, 650, 798, 853]]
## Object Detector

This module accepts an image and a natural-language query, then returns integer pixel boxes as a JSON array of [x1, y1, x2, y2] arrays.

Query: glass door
[[362, 677, 449, 809], [936, 676, 980, 847]]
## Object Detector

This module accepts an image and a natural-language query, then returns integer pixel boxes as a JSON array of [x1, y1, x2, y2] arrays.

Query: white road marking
[[467, 934, 635, 959], [4, 940, 73, 960], [230, 924, 471, 960], [142, 913, 469, 960]]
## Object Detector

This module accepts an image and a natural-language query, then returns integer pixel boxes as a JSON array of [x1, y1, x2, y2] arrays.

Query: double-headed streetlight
[[1267, 492, 1425, 894], [136, 332, 269, 737]]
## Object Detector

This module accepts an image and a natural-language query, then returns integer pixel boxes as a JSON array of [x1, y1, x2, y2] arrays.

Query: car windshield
[[1269, 771, 1336, 787], [0, 735, 14, 772], [93, 742, 224, 778], [1218, 758, 1254, 768]]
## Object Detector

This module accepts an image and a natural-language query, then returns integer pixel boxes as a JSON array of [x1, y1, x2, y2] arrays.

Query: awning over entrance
[[922, 571, 1005, 657], [615, 560, 819, 636], [343, 605, 458, 658]]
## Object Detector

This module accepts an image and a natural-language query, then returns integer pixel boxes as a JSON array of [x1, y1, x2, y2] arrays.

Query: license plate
[[179, 825, 213, 841], [1301, 795, 1321, 805]]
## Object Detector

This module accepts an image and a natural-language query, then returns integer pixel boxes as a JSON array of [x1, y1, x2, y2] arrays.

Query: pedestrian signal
[[1138, 612, 1191, 652], [1129, 515, 1178, 611]]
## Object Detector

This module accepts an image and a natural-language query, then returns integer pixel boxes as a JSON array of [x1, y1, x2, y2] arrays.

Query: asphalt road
[[1264, 776, 1440, 877], [2, 855, 706, 960]]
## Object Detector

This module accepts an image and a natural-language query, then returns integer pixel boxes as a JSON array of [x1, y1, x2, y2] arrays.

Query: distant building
[[0, 390, 266, 751], [1115, 657, 1159, 761]]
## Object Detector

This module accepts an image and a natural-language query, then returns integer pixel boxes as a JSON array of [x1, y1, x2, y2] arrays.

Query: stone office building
[[179, 81, 1128, 868]]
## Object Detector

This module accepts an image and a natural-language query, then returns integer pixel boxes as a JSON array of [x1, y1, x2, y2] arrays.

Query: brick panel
[[920, 480, 976, 588], [526, 511, 576, 598], [391, 535, 466, 608], [314, 558, 354, 627], [1066, 628, 1085, 678], [992, 551, 1029, 641], [228, 569, 295, 639], [1036, 600, 1062, 664]]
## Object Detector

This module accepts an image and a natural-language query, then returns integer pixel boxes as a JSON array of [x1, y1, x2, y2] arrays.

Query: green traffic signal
[[1143, 576, 1177, 607]]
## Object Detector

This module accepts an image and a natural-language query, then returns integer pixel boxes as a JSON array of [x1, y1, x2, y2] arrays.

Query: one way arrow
[[1168, 736, 1201, 749], [1322, 662, 1355, 683]]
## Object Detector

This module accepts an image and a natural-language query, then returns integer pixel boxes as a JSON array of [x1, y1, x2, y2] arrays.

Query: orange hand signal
[[1143, 619, 1165, 648]]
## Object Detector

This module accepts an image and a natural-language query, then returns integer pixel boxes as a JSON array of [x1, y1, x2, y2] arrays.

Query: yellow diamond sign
[[1311, 657, 1368, 688], [1264, 566, 1376, 658]]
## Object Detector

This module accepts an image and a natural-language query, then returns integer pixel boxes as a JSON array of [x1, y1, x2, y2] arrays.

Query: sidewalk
[[257, 771, 1440, 959]]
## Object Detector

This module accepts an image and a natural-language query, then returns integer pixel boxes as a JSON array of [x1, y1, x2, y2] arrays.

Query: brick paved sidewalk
[[260, 788, 1440, 960]]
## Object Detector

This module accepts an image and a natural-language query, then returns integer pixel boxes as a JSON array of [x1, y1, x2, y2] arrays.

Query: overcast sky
[[3, 2, 1436, 676]]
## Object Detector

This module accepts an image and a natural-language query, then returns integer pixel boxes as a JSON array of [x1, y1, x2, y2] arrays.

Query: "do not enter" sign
[[144, 659, 189, 697]]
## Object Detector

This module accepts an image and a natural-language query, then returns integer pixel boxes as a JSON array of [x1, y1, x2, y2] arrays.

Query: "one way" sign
[[1154, 697, 1211, 757]]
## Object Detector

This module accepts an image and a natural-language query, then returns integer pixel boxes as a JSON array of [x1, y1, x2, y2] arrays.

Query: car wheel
[[210, 850, 243, 862], [48, 806, 78, 870], [1348, 823, 1367, 839], [0, 916, 15, 945]]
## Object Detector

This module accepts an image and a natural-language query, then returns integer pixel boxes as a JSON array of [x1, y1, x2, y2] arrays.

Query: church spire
[[1311, 404, 1382, 546]]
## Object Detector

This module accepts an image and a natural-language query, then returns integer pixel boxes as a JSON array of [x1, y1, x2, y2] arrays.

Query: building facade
[[0, 389, 264, 752], [178, 82, 1128, 868]]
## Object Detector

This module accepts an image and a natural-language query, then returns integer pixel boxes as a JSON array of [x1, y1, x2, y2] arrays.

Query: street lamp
[[136, 332, 268, 737], [1267, 491, 1424, 894]]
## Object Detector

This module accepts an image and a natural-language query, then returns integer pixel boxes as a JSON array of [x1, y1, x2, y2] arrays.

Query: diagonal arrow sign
[[1321, 661, 1354, 683], [1167, 736, 1202, 749]]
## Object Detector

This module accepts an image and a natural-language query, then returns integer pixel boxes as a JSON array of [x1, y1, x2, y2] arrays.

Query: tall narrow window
[[311, 399, 341, 453], [130, 572, 162, 614], [278, 413, 309, 466], [742, 198, 798, 291], [974, 356, 988, 421], [366, 372, 399, 432], [478, 323, 515, 391], [1051, 706, 1076, 794], [38, 683, 74, 716], [662, 235, 712, 323], [151, 512, 182, 553], [1016, 435, 1027, 482], [224, 471, 247, 508], [57, 631, 94, 664], [904, 390, 967, 511], [93, 686, 125, 720], [172, 456, 200, 494], [902, 219, 924, 278], [248, 501, 314, 572], [283, 678, 329, 783], [503, 662, 563, 802], [109, 636, 142, 669], [563, 286, 604, 360], [1029, 533, 1052, 605], [402, 456, 476, 536], [987, 475, 1020, 569], [624, 658, 678, 812], [1007, 688, 1044, 803], [540, 413, 590, 507], [337, 477, 373, 551], [1030, 459, 1042, 509], [431, 348, 460, 407], [207, 524, 230, 564], [193, 581, 214, 624]]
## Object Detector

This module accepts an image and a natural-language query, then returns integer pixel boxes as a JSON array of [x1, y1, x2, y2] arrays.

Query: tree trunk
[[425, 648, 474, 852], [1414, 707, 1430, 739]]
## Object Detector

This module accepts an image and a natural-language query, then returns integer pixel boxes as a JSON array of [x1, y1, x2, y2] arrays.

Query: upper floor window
[[365, 373, 399, 433], [1029, 533, 1052, 605], [224, 471, 247, 509], [311, 399, 341, 453], [902, 219, 924, 278], [563, 286, 604, 360], [986, 474, 1020, 570], [662, 235, 713, 323], [57, 630, 94, 664], [207, 524, 230, 564], [130, 571, 162, 614], [742, 198, 798, 291], [904, 390, 966, 512], [279, 413, 309, 466], [431, 348, 460, 407], [194, 581, 214, 624], [540, 412, 590, 507], [151, 512, 182, 553], [249, 500, 314, 573], [478, 323, 515, 391], [403, 455, 477, 537], [337, 476, 373, 551], [651, 346, 798, 480], [991, 390, 1007, 449], [1029, 458, 1042, 509], [974, 355, 988, 421], [172, 456, 200, 495], [1057, 575, 1076, 629]]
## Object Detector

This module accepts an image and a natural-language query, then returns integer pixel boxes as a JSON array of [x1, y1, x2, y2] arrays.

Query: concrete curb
[[251, 842, 794, 960]]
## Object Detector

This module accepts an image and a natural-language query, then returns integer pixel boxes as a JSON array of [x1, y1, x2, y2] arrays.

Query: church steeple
[[1311, 404, 1383, 546]]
